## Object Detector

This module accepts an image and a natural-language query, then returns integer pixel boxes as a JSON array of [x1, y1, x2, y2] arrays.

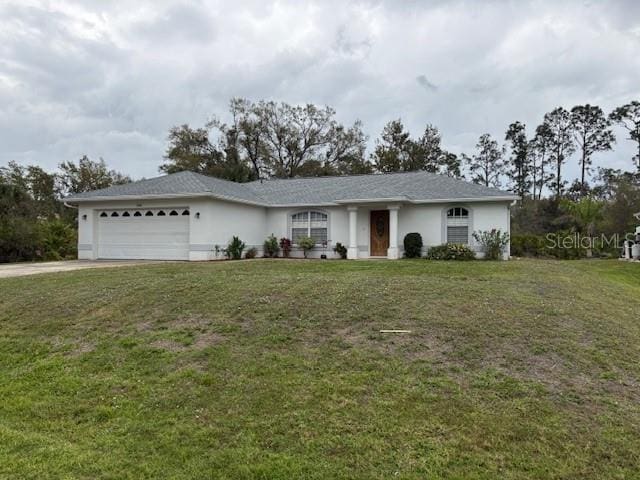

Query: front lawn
[[1, 259, 639, 479]]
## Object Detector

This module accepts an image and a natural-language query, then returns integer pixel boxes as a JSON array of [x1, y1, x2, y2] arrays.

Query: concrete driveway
[[0, 260, 162, 279]]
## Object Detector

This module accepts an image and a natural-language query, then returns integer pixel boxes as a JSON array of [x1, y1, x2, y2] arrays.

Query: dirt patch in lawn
[[151, 331, 224, 352]]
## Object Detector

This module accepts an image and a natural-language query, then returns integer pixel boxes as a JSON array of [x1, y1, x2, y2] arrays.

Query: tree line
[[160, 98, 640, 200], [0, 157, 130, 262]]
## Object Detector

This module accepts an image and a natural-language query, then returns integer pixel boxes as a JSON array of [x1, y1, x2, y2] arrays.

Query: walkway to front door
[[370, 210, 389, 256]]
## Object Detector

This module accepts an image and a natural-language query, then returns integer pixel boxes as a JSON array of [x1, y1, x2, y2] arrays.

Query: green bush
[[510, 234, 546, 257], [245, 247, 258, 259], [0, 218, 77, 263], [263, 234, 279, 258], [226, 236, 245, 260], [511, 233, 589, 259], [472, 229, 510, 260], [41, 219, 77, 261], [426, 243, 476, 261], [403, 232, 423, 258], [0, 217, 42, 263], [333, 242, 347, 259], [297, 236, 316, 258], [542, 232, 587, 259]]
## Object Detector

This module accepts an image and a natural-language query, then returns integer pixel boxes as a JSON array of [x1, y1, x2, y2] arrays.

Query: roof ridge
[[247, 170, 437, 184]]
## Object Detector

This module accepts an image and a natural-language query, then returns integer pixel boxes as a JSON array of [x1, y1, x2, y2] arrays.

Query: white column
[[387, 205, 400, 259], [347, 206, 358, 259]]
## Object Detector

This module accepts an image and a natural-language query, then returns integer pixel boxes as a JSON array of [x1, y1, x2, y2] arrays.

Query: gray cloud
[[416, 75, 438, 92], [1, 0, 639, 181]]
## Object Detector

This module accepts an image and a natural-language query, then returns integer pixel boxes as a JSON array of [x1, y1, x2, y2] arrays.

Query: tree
[[561, 197, 604, 257], [323, 121, 371, 175], [542, 107, 575, 198], [600, 176, 640, 237], [371, 119, 413, 173], [170, 99, 370, 180], [592, 167, 640, 200], [413, 125, 444, 172], [371, 121, 458, 176], [439, 151, 462, 178], [58, 156, 130, 195], [609, 100, 640, 173], [1, 162, 62, 217], [505, 121, 531, 197], [0, 161, 30, 193], [464, 133, 505, 188], [529, 123, 554, 199], [570, 104, 615, 192]]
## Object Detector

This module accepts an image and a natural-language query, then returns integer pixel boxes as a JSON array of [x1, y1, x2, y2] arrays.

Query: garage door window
[[98, 208, 190, 218]]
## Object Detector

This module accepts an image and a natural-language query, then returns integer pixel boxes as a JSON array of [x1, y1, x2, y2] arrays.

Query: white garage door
[[97, 208, 190, 260]]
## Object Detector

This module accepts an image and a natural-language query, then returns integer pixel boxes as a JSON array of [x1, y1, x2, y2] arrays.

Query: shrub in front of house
[[279, 237, 292, 258], [511, 233, 592, 259], [226, 236, 245, 260], [297, 236, 316, 258], [263, 234, 279, 258], [245, 247, 258, 259], [333, 242, 347, 259], [472, 229, 510, 260], [403, 232, 423, 258], [426, 243, 476, 261], [510, 234, 546, 257]]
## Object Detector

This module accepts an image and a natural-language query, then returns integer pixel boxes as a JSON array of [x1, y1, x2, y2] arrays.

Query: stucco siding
[[265, 206, 348, 258], [76, 197, 512, 261], [188, 198, 266, 260]]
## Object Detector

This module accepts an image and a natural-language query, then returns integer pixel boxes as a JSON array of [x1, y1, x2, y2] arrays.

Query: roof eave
[[62, 192, 266, 207], [409, 196, 520, 204]]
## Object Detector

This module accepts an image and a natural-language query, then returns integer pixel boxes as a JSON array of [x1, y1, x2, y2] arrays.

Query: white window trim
[[288, 209, 330, 246], [441, 205, 473, 245]]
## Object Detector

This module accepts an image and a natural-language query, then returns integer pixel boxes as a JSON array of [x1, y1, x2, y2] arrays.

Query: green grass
[[1, 259, 639, 479]]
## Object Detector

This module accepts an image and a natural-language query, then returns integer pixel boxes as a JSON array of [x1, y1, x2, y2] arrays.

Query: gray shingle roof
[[65, 170, 517, 205]]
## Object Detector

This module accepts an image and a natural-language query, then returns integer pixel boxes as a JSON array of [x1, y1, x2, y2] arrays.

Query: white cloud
[[0, 0, 639, 180]]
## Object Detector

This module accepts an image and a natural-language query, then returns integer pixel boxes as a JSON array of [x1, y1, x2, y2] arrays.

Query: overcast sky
[[1, 0, 639, 181]]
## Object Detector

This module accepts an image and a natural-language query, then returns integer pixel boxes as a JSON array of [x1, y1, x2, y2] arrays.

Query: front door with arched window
[[370, 210, 389, 256]]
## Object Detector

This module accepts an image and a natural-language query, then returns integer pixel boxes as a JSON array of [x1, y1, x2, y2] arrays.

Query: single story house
[[64, 170, 519, 261]]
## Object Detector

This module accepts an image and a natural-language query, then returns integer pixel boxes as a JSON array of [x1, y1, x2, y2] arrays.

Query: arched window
[[446, 207, 469, 244], [157, 210, 166, 216], [110, 212, 119, 217], [291, 210, 328, 244], [133, 211, 142, 217], [122, 211, 130, 217], [169, 210, 178, 216], [100, 212, 108, 217], [145, 211, 154, 216], [182, 210, 190, 216]]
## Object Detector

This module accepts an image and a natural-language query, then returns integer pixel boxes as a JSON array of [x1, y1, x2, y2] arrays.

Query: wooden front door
[[370, 210, 389, 256]]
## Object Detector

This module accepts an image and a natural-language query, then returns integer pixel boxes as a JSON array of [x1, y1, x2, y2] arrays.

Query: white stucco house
[[64, 170, 519, 261]]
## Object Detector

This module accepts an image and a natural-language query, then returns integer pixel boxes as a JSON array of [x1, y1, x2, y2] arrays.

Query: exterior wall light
[[195, 212, 200, 219], [82, 214, 87, 221]]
